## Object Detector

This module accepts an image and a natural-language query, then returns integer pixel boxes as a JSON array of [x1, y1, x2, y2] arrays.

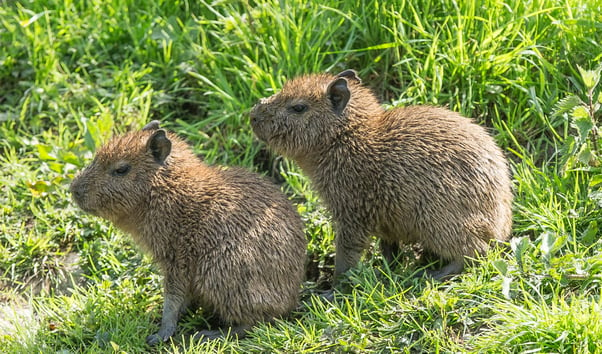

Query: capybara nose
[[250, 97, 275, 124], [250, 104, 261, 125], [70, 182, 85, 202]]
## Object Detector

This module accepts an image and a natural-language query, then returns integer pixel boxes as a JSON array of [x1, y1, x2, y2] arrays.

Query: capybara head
[[70, 122, 172, 224], [250, 70, 378, 158]]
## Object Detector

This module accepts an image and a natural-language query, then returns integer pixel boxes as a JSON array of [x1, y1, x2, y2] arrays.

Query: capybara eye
[[112, 164, 131, 176], [289, 104, 308, 113]]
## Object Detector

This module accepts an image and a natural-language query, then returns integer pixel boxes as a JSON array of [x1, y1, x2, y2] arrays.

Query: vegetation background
[[1, 0, 601, 352]]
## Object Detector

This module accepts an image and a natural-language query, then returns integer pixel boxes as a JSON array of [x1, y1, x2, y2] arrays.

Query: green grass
[[1, 0, 602, 352]]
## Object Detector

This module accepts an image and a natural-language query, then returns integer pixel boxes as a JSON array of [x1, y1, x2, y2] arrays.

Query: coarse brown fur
[[250, 70, 513, 282], [70, 121, 307, 345]]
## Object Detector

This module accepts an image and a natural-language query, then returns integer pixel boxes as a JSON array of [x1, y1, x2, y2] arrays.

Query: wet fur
[[250, 70, 513, 282], [70, 124, 307, 344]]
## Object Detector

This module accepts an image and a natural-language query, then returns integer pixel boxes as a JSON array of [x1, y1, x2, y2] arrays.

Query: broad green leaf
[[47, 161, 64, 173], [577, 65, 601, 90], [572, 105, 590, 120], [59, 151, 80, 165], [553, 95, 584, 117], [492, 259, 508, 276], [36, 144, 56, 160], [581, 221, 598, 245], [510, 236, 530, 253], [577, 144, 593, 165], [511, 236, 530, 271], [589, 174, 602, 187], [26, 180, 52, 197], [572, 108, 593, 143]]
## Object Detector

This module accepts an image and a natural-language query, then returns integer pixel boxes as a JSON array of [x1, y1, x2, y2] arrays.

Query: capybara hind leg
[[380, 240, 401, 267], [427, 259, 464, 280], [193, 324, 252, 342]]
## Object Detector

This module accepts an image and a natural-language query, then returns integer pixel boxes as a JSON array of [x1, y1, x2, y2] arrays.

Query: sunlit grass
[[1, 0, 601, 352]]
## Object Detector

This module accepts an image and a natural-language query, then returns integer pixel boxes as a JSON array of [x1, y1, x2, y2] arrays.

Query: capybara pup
[[250, 70, 512, 282], [70, 121, 307, 344]]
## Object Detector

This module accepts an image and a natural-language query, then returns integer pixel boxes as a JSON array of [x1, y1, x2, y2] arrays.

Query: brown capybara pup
[[250, 70, 513, 283], [70, 121, 307, 345]]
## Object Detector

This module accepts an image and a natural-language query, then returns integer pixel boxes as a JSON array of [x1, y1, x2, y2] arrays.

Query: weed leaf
[[581, 221, 598, 245], [510, 237, 530, 272], [577, 65, 601, 91], [553, 95, 584, 117], [36, 144, 56, 161], [492, 259, 508, 276], [572, 108, 593, 143], [577, 144, 594, 165], [589, 174, 602, 187]]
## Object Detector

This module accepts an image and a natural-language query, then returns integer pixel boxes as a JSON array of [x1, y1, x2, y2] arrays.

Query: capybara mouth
[[72, 198, 97, 215], [250, 123, 270, 143], [70, 189, 98, 215]]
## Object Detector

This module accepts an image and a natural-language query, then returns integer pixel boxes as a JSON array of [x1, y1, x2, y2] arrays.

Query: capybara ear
[[336, 69, 361, 83], [147, 129, 172, 164], [327, 77, 351, 116], [142, 120, 161, 131]]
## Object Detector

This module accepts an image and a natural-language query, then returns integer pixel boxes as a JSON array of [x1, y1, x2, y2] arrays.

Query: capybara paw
[[193, 324, 252, 342], [146, 327, 176, 346], [317, 289, 335, 302], [146, 333, 164, 346], [193, 329, 224, 342]]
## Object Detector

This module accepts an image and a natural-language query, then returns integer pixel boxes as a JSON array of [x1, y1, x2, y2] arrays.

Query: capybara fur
[[250, 70, 513, 282], [70, 121, 307, 344]]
